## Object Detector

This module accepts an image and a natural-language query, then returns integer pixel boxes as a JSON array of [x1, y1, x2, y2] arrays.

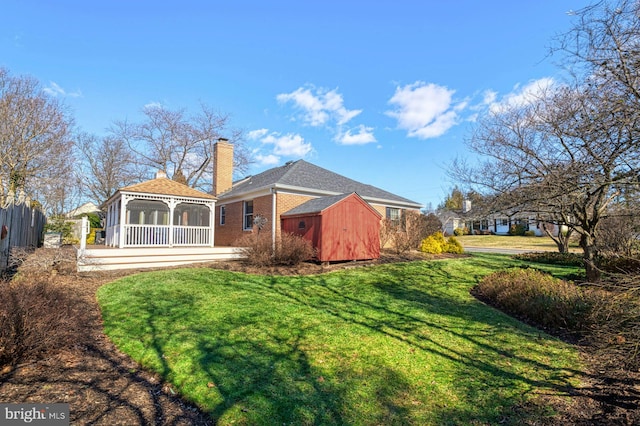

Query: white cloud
[[247, 128, 269, 140], [386, 81, 463, 139], [43, 82, 82, 98], [262, 132, 313, 157], [144, 101, 164, 109], [482, 90, 498, 105], [255, 153, 281, 166], [489, 78, 556, 113], [277, 86, 361, 127], [337, 125, 377, 145], [250, 129, 313, 161]]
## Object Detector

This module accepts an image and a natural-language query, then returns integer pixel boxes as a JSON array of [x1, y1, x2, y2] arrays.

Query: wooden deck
[[77, 246, 244, 272]]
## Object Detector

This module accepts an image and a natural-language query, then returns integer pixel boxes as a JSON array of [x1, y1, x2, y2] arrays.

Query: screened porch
[[103, 180, 216, 248]]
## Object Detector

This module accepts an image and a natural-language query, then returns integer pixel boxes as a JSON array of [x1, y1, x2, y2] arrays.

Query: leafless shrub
[[11, 246, 77, 278], [587, 284, 640, 370], [595, 214, 640, 258], [0, 279, 88, 367], [384, 211, 442, 254], [379, 219, 395, 249], [235, 232, 315, 267], [473, 268, 596, 332], [474, 267, 640, 369]]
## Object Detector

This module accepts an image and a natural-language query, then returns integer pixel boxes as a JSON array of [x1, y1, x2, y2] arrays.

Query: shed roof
[[119, 177, 217, 200], [281, 192, 382, 217], [220, 160, 421, 207]]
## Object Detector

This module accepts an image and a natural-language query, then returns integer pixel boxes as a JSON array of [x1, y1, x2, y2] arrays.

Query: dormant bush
[[0, 280, 87, 367], [236, 232, 315, 267]]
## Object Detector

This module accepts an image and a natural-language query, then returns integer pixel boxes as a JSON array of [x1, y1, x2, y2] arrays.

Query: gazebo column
[[208, 201, 215, 247], [167, 198, 178, 247], [119, 195, 129, 248]]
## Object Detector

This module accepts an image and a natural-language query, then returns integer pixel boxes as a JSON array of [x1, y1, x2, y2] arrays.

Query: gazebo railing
[[120, 224, 211, 247], [173, 226, 211, 246], [125, 225, 170, 246]]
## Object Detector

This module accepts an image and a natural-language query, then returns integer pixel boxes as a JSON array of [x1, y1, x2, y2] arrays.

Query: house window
[[243, 200, 254, 230], [501, 219, 508, 226], [220, 206, 226, 225], [298, 220, 306, 229], [386, 207, 401, 226]]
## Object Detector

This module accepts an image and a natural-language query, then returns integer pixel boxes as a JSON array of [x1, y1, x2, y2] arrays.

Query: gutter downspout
[[271, 187, 277, 250]]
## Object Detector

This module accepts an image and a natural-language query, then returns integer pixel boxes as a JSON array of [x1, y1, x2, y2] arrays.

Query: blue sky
[[2, 1, 588, 209]]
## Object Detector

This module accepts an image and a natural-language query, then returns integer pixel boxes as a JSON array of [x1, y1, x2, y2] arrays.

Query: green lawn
[[97, 254, 583, 425]]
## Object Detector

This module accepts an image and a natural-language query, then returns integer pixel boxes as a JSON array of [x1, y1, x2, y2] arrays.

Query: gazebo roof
[[112, 177, 217, 202]]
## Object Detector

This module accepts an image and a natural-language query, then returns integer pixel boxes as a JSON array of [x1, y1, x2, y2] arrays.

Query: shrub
[[85, 228, 104, 245], [236, 232, 315, 267], [0, 280, 87, 367], [420, 232, 446, 254], [453, 227, 468, 236], [599, 256, 640, 274], [523, 230, 536, 237], [381, 212, 442, 254], [473, 268, 595, 332], [445, 236, 464, 254], [420, 232, 463, 254], [587, 288, 640, 368], [513, 251, 584, 266], [45, 216, 73, 239], [275, 232, 316, 266], [474, 267, 640, 369], [508, 224, 527, 236]]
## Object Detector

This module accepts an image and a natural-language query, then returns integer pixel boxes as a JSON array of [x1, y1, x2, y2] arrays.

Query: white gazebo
[[103, 172, 217, 248]]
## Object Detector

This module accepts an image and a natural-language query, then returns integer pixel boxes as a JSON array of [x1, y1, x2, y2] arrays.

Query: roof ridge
[[279, 159, 303, 181]]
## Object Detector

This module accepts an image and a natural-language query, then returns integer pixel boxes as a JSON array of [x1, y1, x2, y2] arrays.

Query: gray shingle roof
[[220, 160, 421, 207]]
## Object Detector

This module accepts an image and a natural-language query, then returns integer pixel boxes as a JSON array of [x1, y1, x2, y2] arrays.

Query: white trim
[[271, 189, 277, 248], [218, 183, 423, 210], [243, 200, 254, 231]]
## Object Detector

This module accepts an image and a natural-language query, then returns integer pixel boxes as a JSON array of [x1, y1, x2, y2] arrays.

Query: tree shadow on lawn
[[138, 288, 412, 425], [120, 258, 596, 425], [229, 270, 581, 423]]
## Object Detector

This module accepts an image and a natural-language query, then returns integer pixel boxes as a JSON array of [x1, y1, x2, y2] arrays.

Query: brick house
[[213, 140, 423, 246]]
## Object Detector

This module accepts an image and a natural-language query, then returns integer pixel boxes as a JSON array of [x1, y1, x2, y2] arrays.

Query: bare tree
[[0, 68, 75, 213], [111, 103, 251, 191], [451, 0, 640, 282], [75, 132, 145, 206], [453, 80, 640, 282], [556, 0, 640, 103]]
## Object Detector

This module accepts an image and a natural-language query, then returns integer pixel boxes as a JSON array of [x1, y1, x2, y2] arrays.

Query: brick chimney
[[213, 138, 233, 196]]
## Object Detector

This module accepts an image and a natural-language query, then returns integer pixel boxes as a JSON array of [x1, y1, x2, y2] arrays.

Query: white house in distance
[[439, 200, 564, 236]]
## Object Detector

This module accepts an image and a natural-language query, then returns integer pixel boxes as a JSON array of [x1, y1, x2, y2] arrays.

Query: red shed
[[281, 192, 381, 262]]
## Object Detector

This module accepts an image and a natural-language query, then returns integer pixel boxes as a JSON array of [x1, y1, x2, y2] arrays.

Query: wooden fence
[[0, 200, 46, 269]]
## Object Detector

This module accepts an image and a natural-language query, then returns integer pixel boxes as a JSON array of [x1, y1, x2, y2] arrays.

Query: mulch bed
[[0, 248, 638, 425]]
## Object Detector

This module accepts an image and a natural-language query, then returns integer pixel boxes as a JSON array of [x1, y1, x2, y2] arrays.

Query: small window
[[386, 207, 401, 226], [501, 219, 508, 226], [298, 220, 306, 229], [243, 200, 254, 230], [220, 206, 226, 225]]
